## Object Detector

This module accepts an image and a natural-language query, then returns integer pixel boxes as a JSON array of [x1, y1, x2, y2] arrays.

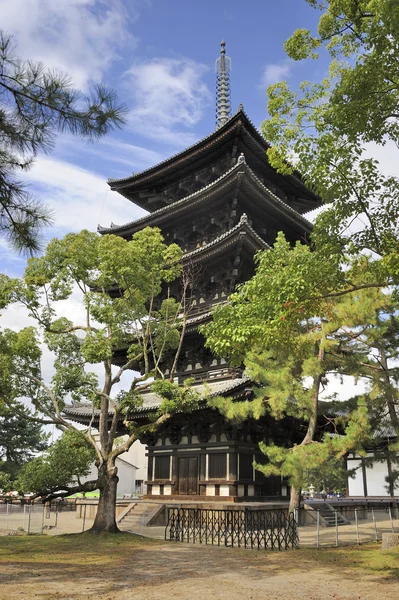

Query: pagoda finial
[[215, 41, 232, 129]]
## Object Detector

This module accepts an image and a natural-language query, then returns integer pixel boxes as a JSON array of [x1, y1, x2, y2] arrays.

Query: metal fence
[[297, 507, 399, 548], [0, 501, 83, 535], [165, 507, 298, 550]]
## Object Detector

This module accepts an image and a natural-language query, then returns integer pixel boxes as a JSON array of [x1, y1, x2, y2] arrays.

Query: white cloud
[[260, 62, 292, 88], [124, 57, 212, 146], [0, 0, 135, 89], [75, 137, 165, 171], [23, 155, 147, 238]]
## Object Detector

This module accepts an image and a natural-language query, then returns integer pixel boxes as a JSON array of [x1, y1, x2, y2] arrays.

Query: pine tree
[[0, 31, 127, 252], [203, 235, 388, 511], [0, 401, 48, 481]]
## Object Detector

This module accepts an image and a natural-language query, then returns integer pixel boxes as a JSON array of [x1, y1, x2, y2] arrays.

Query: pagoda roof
[[99, 157, 313, 239], [107, 108, 320, 213], [63, 376, 251, 426], [182, 213, 270, 264]]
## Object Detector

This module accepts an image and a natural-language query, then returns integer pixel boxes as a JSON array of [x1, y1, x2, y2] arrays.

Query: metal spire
[[215, 41, 232, 129]]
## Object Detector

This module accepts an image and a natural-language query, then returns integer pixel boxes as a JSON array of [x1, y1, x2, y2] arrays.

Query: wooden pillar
[[171, 453, 178, 495], [228, 452, 237, 496], [199, 452, 207, 495]]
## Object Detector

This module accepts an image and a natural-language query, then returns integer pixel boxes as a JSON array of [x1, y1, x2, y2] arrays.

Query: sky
[[0, 0, 329, 277], [1, 0, 395, 402]]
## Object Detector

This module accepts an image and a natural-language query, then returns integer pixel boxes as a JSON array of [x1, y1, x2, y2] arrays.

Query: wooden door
[[178, 457, 198, 495]]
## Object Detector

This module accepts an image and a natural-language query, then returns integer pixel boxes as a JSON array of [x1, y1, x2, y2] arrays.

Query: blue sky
[[0, 0, 329, 278]]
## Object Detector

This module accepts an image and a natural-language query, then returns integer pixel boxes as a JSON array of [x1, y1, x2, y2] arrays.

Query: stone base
[[381, 533, 399, 551]]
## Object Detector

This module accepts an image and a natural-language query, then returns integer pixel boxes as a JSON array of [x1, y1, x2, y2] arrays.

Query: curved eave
[[108, 111, 249, 189], [182, 218, 269, 265], [63, 377, 252, 427], [99, 161, 313, 238], [107, 109, 319, 210]]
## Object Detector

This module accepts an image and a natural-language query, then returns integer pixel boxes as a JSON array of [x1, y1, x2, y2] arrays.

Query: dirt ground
[[0, 534, 398, 600]]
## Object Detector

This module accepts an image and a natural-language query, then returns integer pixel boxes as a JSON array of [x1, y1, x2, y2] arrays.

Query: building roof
[[99, 156, 313, 239], [182, 213, 269, 264], [63, 376, 251, 426], [107, 108, 320, 213]]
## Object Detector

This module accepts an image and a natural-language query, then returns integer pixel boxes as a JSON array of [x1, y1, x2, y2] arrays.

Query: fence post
[[28, 505, 31, 534], [389, 507, 394, 534], [23, 504, 26, 531], [316, 509, 320, 549], [355, 509, 360, 545], [5, 503, 9, 530], [41, 504, 45, 534], [372, 509, 378, 541], [82, 504, 87, 532], [335, 511, 339, 547]]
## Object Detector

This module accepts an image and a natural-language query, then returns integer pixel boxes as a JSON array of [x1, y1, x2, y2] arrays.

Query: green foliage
[[203, 232, 342, 361], [16, 430, 95, 497], [0, 469, 12, 492], [0, 400, 49, 483], [203, 234, 392, 505], [281, 0, 399, 145], [1, 227, 190, 522], [0, 30, 128, 252], [255, 3, 399, 498], [262, 0, 399, 269], [153, 378, 200, 416]]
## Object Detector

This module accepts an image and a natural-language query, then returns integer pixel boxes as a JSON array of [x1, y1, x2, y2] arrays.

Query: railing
[[165, 507, 298, 550], [297, 506, 399, 548], [0, 500, 81, 535]]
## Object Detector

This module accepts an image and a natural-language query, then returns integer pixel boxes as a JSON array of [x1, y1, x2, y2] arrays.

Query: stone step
[[118, 502, 165, 528], [304, 502, 351, 527], [122, 516, 150, 523]]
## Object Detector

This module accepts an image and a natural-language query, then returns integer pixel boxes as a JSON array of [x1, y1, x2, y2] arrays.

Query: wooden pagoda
[[66, 44, 320, 502]]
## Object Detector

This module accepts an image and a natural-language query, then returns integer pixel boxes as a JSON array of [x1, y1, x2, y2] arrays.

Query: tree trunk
[[89, 463, 120, 534], [289, 484, 301, 514], [287, 340, 325, 515], [379, 345, 399, 431]]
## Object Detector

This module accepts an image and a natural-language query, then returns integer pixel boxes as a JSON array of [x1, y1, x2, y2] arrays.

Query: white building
[[347, 420, 398, 498], [79, 435, 147, 498]]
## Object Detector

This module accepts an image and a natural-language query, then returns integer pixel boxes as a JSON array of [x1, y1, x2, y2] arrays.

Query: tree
[[0, 400, 49, 483], [0, 30, 127, 252], [338, 296, 399, 496], [0, 227, 199, 532], [258, 1, 399, 501], [262, 0, 399, 274], [16, 430, 95, 500], [203, 234, 381, 511]]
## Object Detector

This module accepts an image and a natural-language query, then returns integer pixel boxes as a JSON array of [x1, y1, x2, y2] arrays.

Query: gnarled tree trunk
[[289, 485, 301, 514], [89, 463, 119, 534], [288, 340, 325, 515]]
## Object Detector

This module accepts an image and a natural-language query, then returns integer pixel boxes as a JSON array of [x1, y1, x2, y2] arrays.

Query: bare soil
[[0, 534, 398, 600]]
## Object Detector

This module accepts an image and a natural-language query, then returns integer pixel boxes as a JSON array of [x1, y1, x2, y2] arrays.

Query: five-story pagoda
[[66, 43, 319, 501]]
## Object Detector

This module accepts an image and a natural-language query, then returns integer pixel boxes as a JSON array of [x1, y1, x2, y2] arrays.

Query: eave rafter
[[106, 109, 320, 212], [99, 159, 313, 240]]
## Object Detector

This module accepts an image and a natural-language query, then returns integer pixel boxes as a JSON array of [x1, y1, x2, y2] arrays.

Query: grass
[[294, 544, 399, 580], [0, 534, 398, 581], [0, 532, 157, 566]]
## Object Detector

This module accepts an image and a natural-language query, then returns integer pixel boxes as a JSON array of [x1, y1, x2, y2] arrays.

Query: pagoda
[[67, 43, 320, 501]]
